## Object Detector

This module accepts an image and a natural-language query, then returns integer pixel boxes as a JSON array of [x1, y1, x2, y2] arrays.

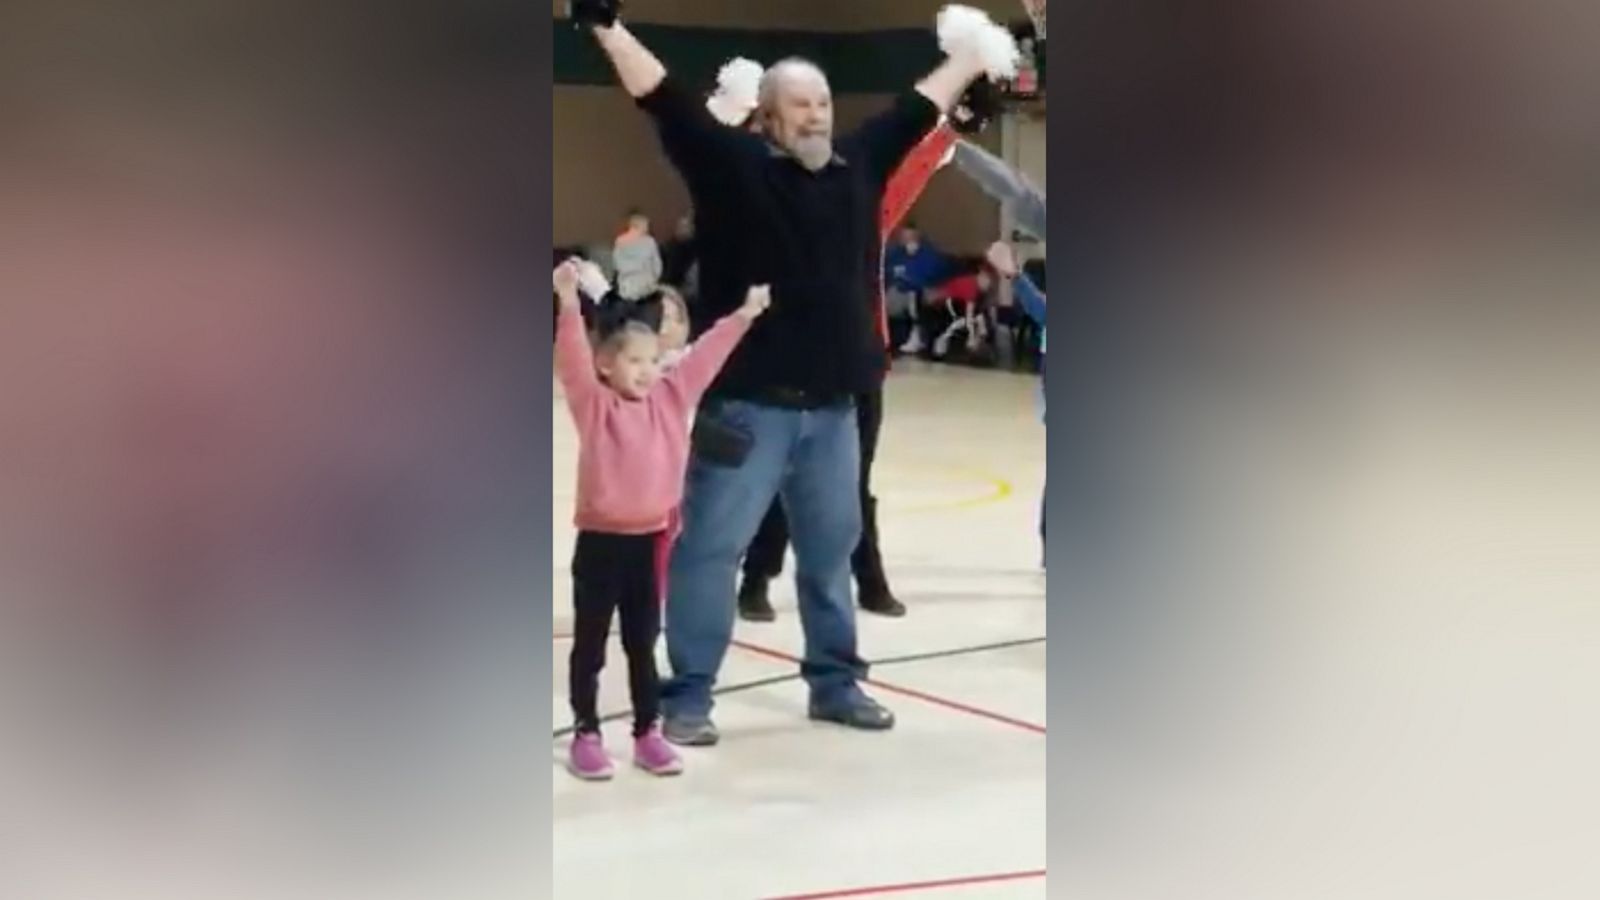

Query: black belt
[[717, 387, 853, 411]]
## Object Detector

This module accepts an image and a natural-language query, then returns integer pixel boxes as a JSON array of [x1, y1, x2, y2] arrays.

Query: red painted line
[[729, 637, 805, 665], [761, 869, 1046, 899], [730, 639, 1047, 736], [865, 678, 1048, 736]]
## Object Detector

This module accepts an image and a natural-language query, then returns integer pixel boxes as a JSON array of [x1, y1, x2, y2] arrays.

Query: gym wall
[[549, 0, 1024, 31]]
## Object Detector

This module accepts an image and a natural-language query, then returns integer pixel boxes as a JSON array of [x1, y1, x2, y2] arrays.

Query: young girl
[[553, 260, 768, 780]]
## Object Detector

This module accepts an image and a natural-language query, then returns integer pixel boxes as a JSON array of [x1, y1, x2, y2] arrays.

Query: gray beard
[[790, 135, 834, 171]]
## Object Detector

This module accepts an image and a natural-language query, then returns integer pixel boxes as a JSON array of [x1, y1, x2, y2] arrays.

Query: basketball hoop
[[1020, 0, 1045, 40]]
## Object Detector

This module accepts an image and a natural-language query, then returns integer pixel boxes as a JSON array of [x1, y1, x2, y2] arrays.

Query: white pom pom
[[718, 58, 764, 106], [937, 4, 1021, 80], [705, 57, 764, 126], [705, 96, 749, 127], [575, 260, 611, 300]]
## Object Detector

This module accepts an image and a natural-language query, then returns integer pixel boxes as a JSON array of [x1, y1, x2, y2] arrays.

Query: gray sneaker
[[662, 715, 720, 747]]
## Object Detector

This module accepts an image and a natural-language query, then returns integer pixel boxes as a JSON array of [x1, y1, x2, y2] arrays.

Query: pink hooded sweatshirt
[[555, 305, 750, 535]]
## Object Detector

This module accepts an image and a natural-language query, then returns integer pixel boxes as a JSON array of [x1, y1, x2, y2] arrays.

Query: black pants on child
[[569, 530, 663, 737]]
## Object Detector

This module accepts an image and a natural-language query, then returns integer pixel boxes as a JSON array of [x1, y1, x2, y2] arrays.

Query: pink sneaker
[[633, 726, 684, 776], [567, 732, 614, 781]]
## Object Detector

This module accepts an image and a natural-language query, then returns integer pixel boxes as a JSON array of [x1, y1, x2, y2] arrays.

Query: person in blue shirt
[[883, 222, 950, 354]]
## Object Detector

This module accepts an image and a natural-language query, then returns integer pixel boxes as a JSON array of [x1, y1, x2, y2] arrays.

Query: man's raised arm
[[568, 1, 665, 97], [570, 2, 747, 188], [591, 23, 667, 99]]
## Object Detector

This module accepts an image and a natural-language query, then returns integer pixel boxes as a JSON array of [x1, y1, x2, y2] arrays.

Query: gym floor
[[551, 362, 1048, 899]]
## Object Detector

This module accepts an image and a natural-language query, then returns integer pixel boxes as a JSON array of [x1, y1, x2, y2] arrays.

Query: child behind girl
[[656, 286, 691, 370], [553, 260, 768, 781]]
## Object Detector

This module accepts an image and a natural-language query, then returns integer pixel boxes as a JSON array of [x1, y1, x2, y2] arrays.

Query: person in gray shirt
[[948, 139, 1046, 240], [612, 209, 663, 300]]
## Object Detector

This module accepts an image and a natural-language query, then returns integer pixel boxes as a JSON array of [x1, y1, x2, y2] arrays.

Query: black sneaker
[[857, 582, 907, 618], [737, 576, 776, 623]]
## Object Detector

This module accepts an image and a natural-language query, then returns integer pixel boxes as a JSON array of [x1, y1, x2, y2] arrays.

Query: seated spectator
[[883, 223, 949, 354], [925, 257, 999, 362]]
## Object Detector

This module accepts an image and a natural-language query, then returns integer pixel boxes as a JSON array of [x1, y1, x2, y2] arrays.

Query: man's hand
[[568, 0, 622, 29], [737, 285, 772, 321], [951, 78, 1000, 136], [553, 260, 583, 308]]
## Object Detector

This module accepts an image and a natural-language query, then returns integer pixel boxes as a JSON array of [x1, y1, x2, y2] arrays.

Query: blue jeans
[[660, 399, 868, 720]]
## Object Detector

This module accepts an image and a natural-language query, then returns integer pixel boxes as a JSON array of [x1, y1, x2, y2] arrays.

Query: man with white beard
[[569, 0, 1018, 746]]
